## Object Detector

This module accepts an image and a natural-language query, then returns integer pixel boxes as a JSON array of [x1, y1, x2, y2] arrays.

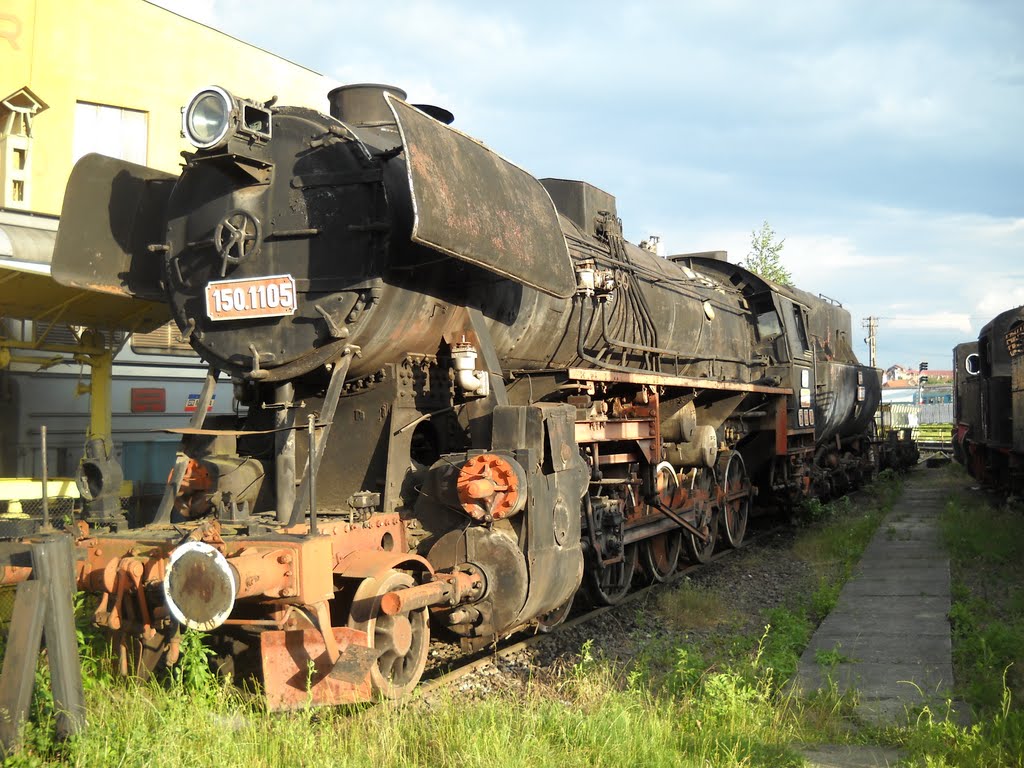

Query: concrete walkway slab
[[840, 572, 949, 598], [805, 630, 951, 664], [800, 744, 904, 767], [797, 660, 955, 697], [793, 471, 956, 727], [817, 600, 950, 638], [859, 541, 943, 559]]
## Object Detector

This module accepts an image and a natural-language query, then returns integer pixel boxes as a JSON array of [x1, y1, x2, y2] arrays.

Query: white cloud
[[137, 0, 1024, 370], [974, 288, 1024, 321], [886, 313, 973, 333]]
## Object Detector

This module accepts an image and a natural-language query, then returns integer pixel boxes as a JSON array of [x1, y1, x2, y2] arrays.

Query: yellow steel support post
[[85, 347, 113, 444], [72, 330, 113, 446], [72, 332, 125, 520]]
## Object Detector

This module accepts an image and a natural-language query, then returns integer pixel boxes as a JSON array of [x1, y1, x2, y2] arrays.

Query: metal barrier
[[877, 403, 953, 451]]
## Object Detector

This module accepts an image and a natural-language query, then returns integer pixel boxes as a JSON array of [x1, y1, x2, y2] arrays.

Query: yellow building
[[0, 0, 332, 214], [0, 0, 333, 482]]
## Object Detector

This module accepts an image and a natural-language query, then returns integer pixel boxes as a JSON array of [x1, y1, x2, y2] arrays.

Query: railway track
[[417, 528, 771, 697]]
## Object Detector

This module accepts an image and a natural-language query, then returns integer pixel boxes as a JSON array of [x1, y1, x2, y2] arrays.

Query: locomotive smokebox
[[328, 83, 407, 126]]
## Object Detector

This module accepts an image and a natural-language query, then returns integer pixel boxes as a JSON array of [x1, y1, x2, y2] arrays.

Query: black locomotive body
[[36, 83, 884, 706], [953, 305, 1024, 492]]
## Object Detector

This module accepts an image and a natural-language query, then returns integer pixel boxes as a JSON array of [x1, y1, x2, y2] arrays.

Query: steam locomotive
[[953, 304, 1024, 492], [6, 84, 884, 707]]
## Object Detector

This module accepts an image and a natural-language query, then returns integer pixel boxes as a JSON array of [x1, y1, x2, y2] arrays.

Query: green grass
[[13, 468, 1024, 767], [10, 644, 816, 768], [4, 479, 900, 768], [940, 487, 1024, 711], [814, 644, 853, 669], [889, 465, 1024, 767], [791, 473, 901, 574], [655, 581, 734, 631]]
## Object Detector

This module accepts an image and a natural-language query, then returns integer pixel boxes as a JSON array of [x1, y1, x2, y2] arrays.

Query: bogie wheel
[[719, 452, 751, 549], [684, 469, 718, 564], [585, 543, 638, 606], [348, 570, 430, 699], [640, 462, 683, 582]]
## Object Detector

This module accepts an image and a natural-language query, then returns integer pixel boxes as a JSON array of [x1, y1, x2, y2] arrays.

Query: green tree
[[743, 220, 792, 286]]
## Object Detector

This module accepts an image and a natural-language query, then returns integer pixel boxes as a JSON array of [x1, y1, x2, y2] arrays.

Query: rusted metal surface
[[455, 453, 525, 521], [387, 95, 575, 299], [566, 367, 792, 395], [260, 627, 373, 711], [333, 548, 432, 582], [1009, 322, 1024, 454], [575, 419, 655, 442], [378, 570, 481, 616]]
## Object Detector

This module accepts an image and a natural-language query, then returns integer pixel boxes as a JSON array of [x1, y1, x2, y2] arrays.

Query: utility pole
[[862, 316, 878, 368]]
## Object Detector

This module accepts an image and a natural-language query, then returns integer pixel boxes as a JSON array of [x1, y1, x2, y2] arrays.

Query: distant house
[[883, 365, 953, 388], [884, 364, 913, 383]]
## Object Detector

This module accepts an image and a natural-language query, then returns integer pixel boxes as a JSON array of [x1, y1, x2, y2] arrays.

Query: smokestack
[[327, 83, 407, 127]]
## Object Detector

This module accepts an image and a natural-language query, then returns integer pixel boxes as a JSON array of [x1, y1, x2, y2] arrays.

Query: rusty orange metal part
[[260, 626, 374, 711], [378, 569, 481, 616], [456, 453, 523, 521]]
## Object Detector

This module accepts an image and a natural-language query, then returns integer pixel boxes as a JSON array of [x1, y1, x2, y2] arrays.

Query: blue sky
[[154, 0, 1024, 370]]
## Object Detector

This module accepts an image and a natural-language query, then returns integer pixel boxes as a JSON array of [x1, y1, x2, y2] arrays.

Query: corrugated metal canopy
[[0, 217, 170, 332]]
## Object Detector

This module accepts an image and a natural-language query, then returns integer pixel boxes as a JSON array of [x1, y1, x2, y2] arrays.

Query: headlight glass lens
[[186, 89, 231, 148]]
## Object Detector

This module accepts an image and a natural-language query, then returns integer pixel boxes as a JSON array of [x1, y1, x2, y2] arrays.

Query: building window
[[1, 86, 47, 210], [72, 102, 148, 165]]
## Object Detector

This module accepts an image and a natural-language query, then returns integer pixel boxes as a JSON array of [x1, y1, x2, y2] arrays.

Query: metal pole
[[288, 354, 351, 527], [273, 382, 296, 524], [307, 414, 318, 536], [0, 579, 47, 756], [40, 426, 49, 530], [862, 316, 878, 369], [30, 536, 85, 741]]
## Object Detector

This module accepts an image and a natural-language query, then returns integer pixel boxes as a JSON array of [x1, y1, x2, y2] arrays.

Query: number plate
[[205, 274, 297, 321]]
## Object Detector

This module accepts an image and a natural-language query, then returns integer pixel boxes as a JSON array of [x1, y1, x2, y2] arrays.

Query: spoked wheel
[[641, 533, 683, 583], [719, 452, 751, 549], [684, 469, 718, 564], [536, 593, 575, 633], [640, 462, 683, 582], [348, 570, 430, 699], [585, 543, 638, 606]]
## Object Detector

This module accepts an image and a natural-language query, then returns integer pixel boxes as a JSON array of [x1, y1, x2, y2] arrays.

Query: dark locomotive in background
[[2, 83, 892, 707], [953, 304, 1024, 493]]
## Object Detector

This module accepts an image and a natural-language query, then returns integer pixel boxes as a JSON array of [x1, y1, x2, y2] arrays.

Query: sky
[[152, 0, 1024, 371]]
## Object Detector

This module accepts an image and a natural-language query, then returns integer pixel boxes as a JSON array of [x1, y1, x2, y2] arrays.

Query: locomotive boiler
[[6, 83, 883, 707]]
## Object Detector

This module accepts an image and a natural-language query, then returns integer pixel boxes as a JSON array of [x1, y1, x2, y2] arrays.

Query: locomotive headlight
[[183, 86, 234, 149]]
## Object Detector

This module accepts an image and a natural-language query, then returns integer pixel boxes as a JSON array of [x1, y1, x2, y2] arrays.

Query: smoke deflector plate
[[387, 94, 576, 299]]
